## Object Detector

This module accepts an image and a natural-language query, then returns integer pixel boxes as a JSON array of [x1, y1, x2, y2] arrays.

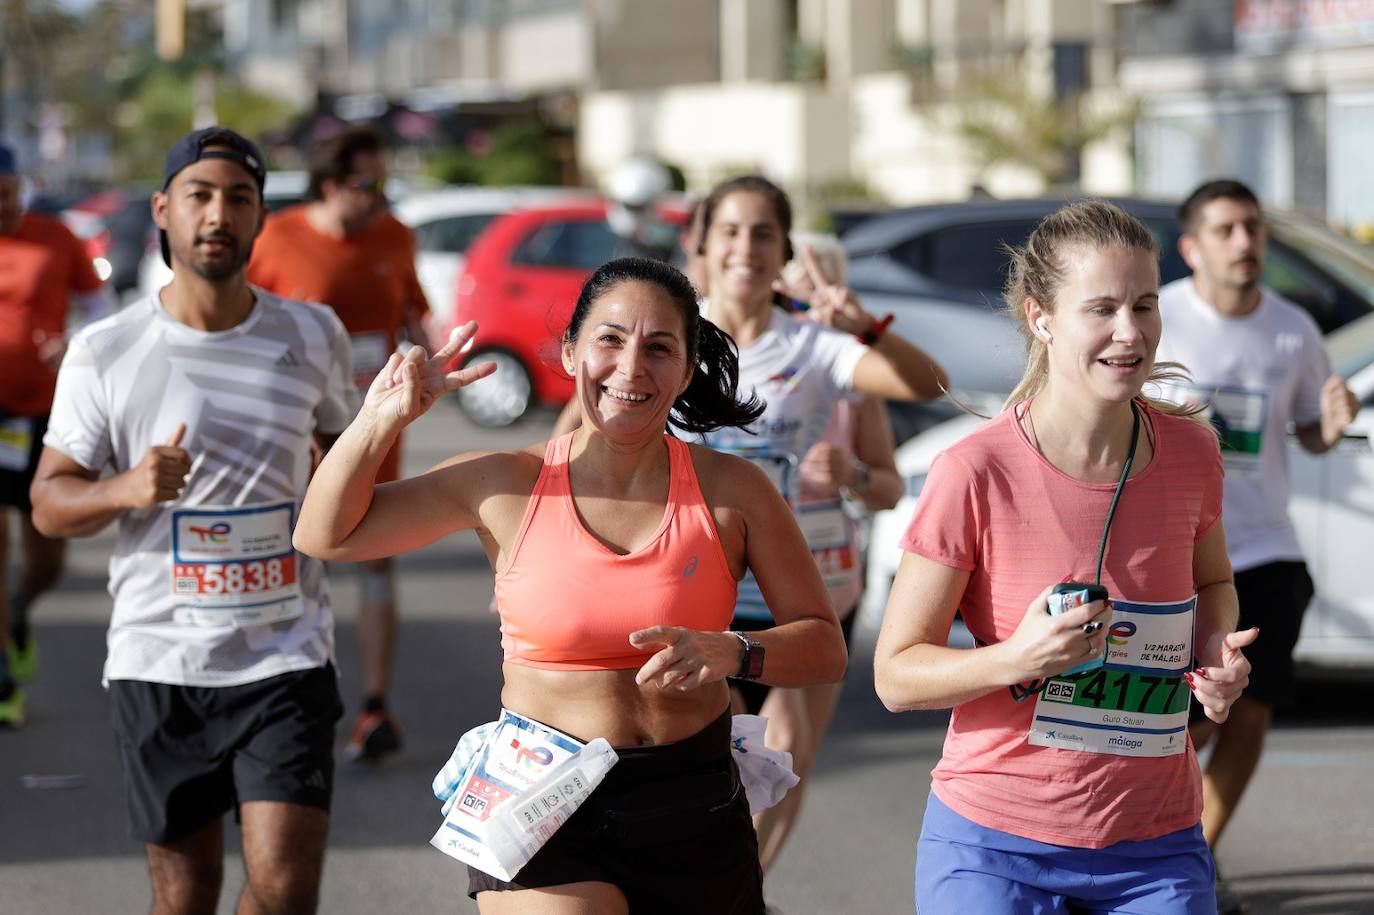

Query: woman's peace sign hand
[[363, 321, 496, 432], [772, 244, 872, 335]]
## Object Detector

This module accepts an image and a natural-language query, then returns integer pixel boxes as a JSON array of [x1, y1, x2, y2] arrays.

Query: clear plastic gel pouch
[[1047, 582, 1108, 676]]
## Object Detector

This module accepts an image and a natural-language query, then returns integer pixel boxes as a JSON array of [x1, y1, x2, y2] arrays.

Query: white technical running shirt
[[696, 305, 868, 622], [696, 306, 867, 481], [1154, 278, 1329, 572], [44, 290, 357, 687]]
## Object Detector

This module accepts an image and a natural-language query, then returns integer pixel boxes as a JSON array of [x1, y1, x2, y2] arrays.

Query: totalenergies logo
[[766, 366, 800, 390], [1107, 621, 1137, 646], [510, 738, 553, 771], [188, 522, 231, 544]]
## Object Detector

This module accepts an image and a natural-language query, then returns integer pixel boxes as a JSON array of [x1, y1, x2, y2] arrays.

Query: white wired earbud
[[1035, 316, 1053, 342]]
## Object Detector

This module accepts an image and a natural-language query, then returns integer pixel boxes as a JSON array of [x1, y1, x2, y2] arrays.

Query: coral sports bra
[[495, 433, 739, 671]]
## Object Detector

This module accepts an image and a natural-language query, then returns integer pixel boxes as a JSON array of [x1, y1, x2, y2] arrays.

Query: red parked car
[[447, 198, 689, 426]]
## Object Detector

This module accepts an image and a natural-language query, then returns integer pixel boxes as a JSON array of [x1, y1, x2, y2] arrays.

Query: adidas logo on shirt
[[276, 350, 300, 367]]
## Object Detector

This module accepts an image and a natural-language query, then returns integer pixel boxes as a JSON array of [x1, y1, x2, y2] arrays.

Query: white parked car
[[863, 312, 1374, 671]]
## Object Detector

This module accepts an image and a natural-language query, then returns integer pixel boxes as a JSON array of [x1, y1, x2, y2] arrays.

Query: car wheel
[[455, 349, 534, 427]]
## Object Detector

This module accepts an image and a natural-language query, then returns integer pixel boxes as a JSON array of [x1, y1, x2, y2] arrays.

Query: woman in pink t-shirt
[[874, 201, 1258, 914]]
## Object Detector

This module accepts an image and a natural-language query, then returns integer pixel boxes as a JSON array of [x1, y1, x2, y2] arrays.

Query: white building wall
[[580, 84, 850, 194], [498, 11, 593, 93]]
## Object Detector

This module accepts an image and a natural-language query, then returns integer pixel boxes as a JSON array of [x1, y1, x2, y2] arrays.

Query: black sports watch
[[729, 631, 765, 681]]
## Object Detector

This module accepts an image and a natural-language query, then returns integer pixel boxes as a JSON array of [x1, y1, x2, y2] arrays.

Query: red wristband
[[859, 313, 895, 345]]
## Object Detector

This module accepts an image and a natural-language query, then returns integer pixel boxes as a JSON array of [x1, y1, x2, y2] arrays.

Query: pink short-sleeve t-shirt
[[898, 402, 1223, 849]]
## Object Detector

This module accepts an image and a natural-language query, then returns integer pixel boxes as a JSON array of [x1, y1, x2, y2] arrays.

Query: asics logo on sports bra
[[188, 522, 232, 544], [510, 739, 553, 770], [1106, 621, 1137, 646], [683, 555, 699, 578]]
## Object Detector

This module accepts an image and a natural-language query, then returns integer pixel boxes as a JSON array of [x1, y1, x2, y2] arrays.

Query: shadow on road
[[0, 614, 510, 865], [1235, 864, 1374, 915]]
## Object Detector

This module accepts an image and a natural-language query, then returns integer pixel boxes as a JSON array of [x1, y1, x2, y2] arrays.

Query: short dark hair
[[307, 125, 386, 201], [1178, 179, 1261, 234], [697, 174, 794, 262], [563, 257, 764, 434]]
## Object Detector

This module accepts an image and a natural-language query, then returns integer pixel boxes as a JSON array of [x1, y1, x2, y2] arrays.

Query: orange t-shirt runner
[[0, 212, 103, 416], [248, 206, 428, 481]]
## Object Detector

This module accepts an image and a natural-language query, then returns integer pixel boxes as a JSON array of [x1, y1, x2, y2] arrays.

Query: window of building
[[1328, 92, 1374, 238], [1137, 96, 1294, 208]]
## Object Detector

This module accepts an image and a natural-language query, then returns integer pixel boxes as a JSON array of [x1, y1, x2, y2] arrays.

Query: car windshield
[[1326, 310, 1374, 380], [1268, 213, 1374, 304]]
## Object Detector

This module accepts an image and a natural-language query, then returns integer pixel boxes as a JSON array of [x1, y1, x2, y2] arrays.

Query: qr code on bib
[[1044, 681, 1076, 702]]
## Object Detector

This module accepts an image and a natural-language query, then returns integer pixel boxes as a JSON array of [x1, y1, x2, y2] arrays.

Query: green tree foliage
[[425, 118, 562, 187], [941, 76, 1136, 187], [113, 66, 295, 182], [4, 1, 294, 182]]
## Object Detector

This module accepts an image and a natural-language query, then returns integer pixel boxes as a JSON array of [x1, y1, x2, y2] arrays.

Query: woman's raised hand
[[363, 321, 496, 431], [788, 244, 871, 336]]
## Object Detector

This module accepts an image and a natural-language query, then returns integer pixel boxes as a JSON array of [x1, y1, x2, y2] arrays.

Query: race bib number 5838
[[171, 502, 303, 627]]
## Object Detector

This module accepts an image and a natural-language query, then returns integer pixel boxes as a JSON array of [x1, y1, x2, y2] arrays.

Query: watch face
[[746, 641, 765, 679]]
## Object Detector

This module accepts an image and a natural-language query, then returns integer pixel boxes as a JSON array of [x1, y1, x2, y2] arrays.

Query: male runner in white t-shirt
[[29, 127, 356, 914], [1155, 179, 1359, 914]]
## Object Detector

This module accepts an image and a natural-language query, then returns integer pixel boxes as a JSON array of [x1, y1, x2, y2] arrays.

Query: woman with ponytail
[[296, 256, 846, 914], [874, 200, 1254, 913], [683, 176, 944, 880]]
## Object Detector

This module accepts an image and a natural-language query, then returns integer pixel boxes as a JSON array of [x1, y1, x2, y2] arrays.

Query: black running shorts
[[466, 710, 765, 914], [0, 413, 48, 512], [109, 663, 343, 844], [1190, 559, 1314, 721]]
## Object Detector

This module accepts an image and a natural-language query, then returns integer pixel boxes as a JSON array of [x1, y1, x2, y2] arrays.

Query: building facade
[[1120, 0, 1374, 233], [209, 1, 1140, 207]]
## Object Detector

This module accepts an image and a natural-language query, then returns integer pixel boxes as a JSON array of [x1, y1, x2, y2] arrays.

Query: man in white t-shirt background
[[28, 127, 355, 915], [1155, 179, 1359, 914]]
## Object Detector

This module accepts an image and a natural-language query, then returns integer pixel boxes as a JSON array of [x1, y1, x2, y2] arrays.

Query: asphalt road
[[2, 403, 1372, 914]]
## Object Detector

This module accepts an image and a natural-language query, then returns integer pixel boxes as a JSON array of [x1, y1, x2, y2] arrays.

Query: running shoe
[[6, 637, 36, 683], [344, 710, 403, 762], [0, 686, 25, 729]]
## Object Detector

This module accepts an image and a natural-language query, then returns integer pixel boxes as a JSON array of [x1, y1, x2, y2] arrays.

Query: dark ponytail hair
[[564, 257, 764, 434]]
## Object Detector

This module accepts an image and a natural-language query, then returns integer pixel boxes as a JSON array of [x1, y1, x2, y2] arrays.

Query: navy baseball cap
[[0, 142, 16, 177], [159, 126, 267, 266]]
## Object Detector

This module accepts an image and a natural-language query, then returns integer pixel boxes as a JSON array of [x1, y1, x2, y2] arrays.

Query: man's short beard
[[183, 236, 257, 281]]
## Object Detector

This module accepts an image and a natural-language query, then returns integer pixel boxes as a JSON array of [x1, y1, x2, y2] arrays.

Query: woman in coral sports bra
[[296, 256, 846, 914]]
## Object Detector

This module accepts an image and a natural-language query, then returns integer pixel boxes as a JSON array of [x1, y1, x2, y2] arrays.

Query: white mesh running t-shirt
[[1154, 278, 1329, 572], [696, 306, 867, 478], [696, 305, 868, 621], [44, 289, 357, 687]]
